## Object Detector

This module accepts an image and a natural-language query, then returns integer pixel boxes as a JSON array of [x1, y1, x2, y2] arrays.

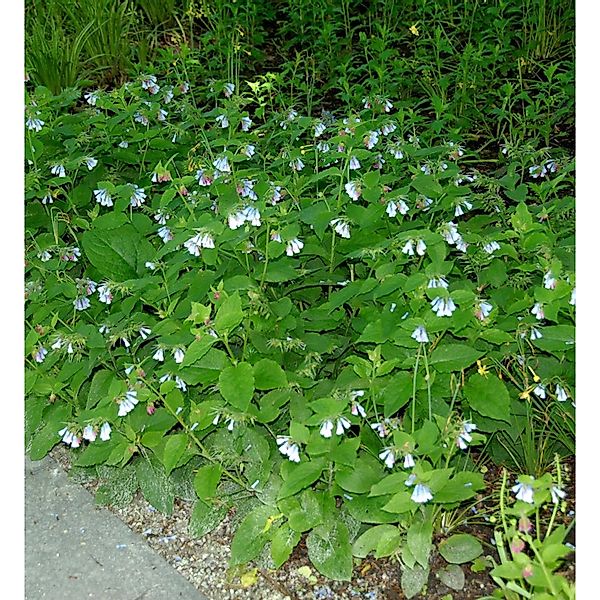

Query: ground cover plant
[[25, 1, 575, 597]]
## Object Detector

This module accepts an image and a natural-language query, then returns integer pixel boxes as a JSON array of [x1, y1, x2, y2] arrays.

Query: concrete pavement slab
[[25, 455, 208, 600]]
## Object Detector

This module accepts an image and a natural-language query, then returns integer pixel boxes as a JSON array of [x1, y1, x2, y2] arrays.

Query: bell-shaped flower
[[428, 276, 449, 289], [336, 416, 352, 435], [129, 184, 147, 207], [550, 486, 566, 504], [50, 164, 66, 178], [555, 385, 568, 402], [58, 427, 81, 448], [153, 348, 164, 362], [223, 82, 235, 97], [475, 301, 493, 321], [85, 157, 98, 170], [290, 157, 305, 172], [330, 218, 351, 239], [402, 240, 415, 256], [349, 156, 361, 170], [512, 481, 535, 504], [344, 181, 361, 201], [411, 484, 433, 504], [403, 454, 415, 469], [319, 420, 334, 438], [26, 116, 45, 132], [543, 271, 557, 290], [379, 448, 396, 469], [216, 114, 229, 128], [118, 390, 139, 417], [241, 116, 253, 131], [100, 422, 111, 441], [94, 188, 113, 207], [34, 346, 48, 363], [528, 326, 542, 340], [97, 284, 113, 304], [74, 297, 91, 311], [533, 384, 546, 398], [286, 238, 304, 256], [276, 436, 301, 462], [364, 130, 379, 149], [431, 297, 456, 317], [314, 122, 326, 137], [83, 425, 97, 442], [416, 239, 427, 256], [157, 226, 173, 243], [139, 326, 152, 340], [531, 303, 545, 320], [173, 348, 185, 364], [454, 200, 473, 217], [483, 241, 501, 254], [213, 156, 230, 173], [411, 325, 429, 343]]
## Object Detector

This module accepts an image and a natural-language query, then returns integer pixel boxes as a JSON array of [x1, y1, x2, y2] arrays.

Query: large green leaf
[[430, 344, 483, 372], [81, 217, 153, 280], [307, 520, 353, 581], [193, 464, 223, 500], [253, 358, 287, 390], [219, 362, 254, 411], [214, 293, 244, 333], [163, 433, 189, 475], [136, 457, 175, 515], [230, 504, 274, 565], [278, 459, 326, 500], [438, 533, 483, 564], [271, 523, 301, 568], [463, 374, 511, 423]]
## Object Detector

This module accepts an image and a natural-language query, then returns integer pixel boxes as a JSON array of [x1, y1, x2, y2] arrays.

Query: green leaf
[[401, 564, 429, 599], [214, 293, 243, 333], [253, 358, 287, 390], [430, 344, 483, 372], [86, 370, 114, 409], [189, 500, 228, 537], [411, 174, 443, 197], [278, 459, 326, 500], [181, 336, 216, 367], [353, 524, 399, 558], [81, 220, 153, 281], [511, 202, 533, 232], [271, 523, 301, 568], [407, 519, 433, 568], [193, 464, 223, 500], [74, 440, 116, 466], [463, 374, 511, 423], [136, 457, 175, 515], [163, 433, 189, 475], [285, 489, 324, 532], [439, 534, 483, 564], [307, 520, 353, 581], [438, 564, 465, 590], [230, 505, 273, 565], [336, 454, 384, 493], [219, 362, 254, 411]]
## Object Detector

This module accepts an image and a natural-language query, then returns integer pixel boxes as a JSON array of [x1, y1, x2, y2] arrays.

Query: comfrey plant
[[25, 75, 574, 585]]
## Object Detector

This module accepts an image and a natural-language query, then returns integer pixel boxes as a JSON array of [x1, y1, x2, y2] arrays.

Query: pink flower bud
[[522, 565, 534, 578], [518, 515, 532, 533], [510, 538, 525, 554], [147, 404, 156, 415]]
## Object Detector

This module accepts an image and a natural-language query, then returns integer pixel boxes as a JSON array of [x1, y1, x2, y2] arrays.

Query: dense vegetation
[[25, 1, 575, 597]]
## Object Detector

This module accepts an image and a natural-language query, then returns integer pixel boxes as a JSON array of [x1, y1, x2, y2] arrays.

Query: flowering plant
[[25, 74, 574, 583]]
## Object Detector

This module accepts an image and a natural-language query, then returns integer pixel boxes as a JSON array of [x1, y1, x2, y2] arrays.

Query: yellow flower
[[477, 360, 489, 377], [520, 389, 531, 400], [409, 24, 419, 36]]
